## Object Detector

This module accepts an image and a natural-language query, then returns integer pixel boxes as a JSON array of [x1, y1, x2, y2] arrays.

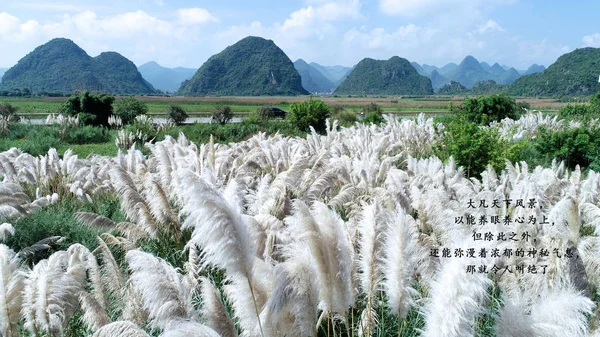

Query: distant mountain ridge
[[0, 38, 156, 95], [411, 56, 544, 92], [0, 68, 6, 83], [138, 61, 196, 93], [178, 36, 308, 96], [523, 64, 546, 75], [334, 56, 433, 95], [309, 62, 353, 86], [293, 59, 336, 93]]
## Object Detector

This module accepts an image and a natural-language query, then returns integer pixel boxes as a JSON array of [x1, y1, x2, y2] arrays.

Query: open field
[[1, 104, 600, 336], [2, 95, 568, 118]]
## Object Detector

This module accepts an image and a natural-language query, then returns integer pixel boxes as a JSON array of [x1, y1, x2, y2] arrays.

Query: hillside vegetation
[[0, 38, 156, 95], [178, 36, 308, 96], [334, 56, 434, 95], [510, 47, 600, 96]]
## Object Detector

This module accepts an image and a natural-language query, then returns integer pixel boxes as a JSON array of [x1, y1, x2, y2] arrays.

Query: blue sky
[[0, 0, 598, 69]]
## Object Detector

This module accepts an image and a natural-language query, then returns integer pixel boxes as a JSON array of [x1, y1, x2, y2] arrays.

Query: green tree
[[557, 104, 591, 120], [458, 94, 520, 125], [361, 103, 385, 125], [168, 105, 189, 125], [114, 96, 148, 124], [590, 91, 600, 113], [434, 116, 507, 178], [535, 126, 600, 171], [61, 91, 115, 126], [288, 95, 331, 132], [0, 102, 19, 122], [212, 105, 233, 125]]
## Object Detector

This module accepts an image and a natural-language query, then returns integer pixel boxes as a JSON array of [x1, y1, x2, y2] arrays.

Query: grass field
[[2, 95, 566, 118]]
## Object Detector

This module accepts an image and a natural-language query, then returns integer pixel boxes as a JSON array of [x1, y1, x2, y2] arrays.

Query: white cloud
[[344, 24, 435, 49], [16, 2, 97, 12], [66, 10, 175, 38], [379, 0, 447, 17], [379, 0, 517, 17], [477, 20, 504, 34], [0, 9, 221, 67], [177, 8, 218, 26], [282, 0, 362, 30], [583, 33, 600, 47], [0, 13, 21, 36]]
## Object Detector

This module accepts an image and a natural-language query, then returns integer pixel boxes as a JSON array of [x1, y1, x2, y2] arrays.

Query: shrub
[[361, 103, 385, 125], [255, 106, 271, 118], [288, 96, 331, 132], [212, 105, 233, 125], [331, 108, 358, 128], [557, 104, 592, 120], [61, 91, 115, 127], [0, 102, 19, 121], [167, 105, 189, 125], [535, 126, 600, 171], [434, 116, 507, 178], [64, 125, 110, 144], [114, 97, 148, 124], [0, 103, 19, 134], [459, 94, 520, 125], [516, 101, 531, 112], [255, 106, 285, 119], [590, 91, 600, 113]]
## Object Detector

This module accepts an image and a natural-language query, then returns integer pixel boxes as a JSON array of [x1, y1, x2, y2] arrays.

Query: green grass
[[0, 117, 307, 158], [3, 193, 126, 265]]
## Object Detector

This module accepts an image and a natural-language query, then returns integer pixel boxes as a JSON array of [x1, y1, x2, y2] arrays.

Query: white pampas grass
[[200, 276, 238, 337], [126, 249, 199, 330], [21, 251, 83, 336], [91, 321, 150, 337], [382, 206, 421, 319], [0, 223, 15, 242], [421, 257, 492, 337], [79, 291, 110, 331], [160, 320, 221, 337], [285, 200, 354, 318], [0, 244, 24, 337], [178, 169, 256, 279], [260, 243, 319, 337], [356, 201, 387, 336], [529, 286, 595, 337]]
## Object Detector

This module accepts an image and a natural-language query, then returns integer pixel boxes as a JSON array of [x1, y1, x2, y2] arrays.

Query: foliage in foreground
[[113, 97, 149, 125], [288, 95, 331, 132], [1, 110, 600, 336], [61, 91, 115, 127]]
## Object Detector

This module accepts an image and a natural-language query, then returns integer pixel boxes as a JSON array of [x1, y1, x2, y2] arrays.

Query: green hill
[[138, 61, 196, 93], [334, 56, 433, 95], [0, 38, 156, 95], [438, 81, 468, 95], [509, 47, 600, 97], [178, 36, 308, 96], [471, 80, 509, 94], [93, 52, 156, 94], [294, 59, 335, 93]]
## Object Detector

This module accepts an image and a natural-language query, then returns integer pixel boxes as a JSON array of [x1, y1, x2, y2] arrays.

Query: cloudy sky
[[0, 0, 598, 70]]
